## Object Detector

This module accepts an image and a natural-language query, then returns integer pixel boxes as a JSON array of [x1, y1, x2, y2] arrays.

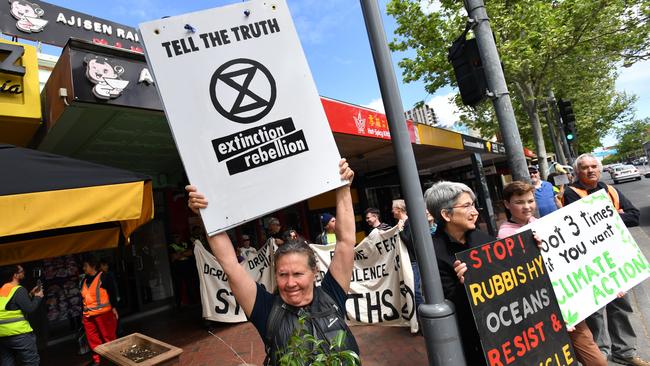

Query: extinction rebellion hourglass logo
[[209, 58, 309, 175]]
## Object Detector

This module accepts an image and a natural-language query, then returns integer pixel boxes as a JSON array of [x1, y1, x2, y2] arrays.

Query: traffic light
[[564, 120, 577, 142], [448, 37, 487, 106], [557, 99, 577, 143]]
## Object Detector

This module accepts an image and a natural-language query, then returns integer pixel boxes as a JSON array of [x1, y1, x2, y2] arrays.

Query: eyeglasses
[[447, 201, 478, 212]]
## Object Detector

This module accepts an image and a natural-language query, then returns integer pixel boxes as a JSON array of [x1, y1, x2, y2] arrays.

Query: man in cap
[[237, 234, 258, 260], [529, 165, 561, 217], [315, 213, 337, 244], [266, 217, 285, 246]]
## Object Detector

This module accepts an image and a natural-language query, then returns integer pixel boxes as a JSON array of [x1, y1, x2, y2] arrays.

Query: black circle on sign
[[209, 58, 277, 124]]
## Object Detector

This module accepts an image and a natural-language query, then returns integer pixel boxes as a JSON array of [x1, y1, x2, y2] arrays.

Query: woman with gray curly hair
[[424, 181, 495, 366]]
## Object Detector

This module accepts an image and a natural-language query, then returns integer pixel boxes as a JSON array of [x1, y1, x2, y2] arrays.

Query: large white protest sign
[[139, 0, 343, 235], [194, 228, 418, 332], [312, 226, 419, 333], [522, 189, 650, 327], [194, 240, 276, 322]]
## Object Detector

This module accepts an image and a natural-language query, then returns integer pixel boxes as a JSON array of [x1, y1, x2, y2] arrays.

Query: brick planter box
[[94, 333, 182, 366]]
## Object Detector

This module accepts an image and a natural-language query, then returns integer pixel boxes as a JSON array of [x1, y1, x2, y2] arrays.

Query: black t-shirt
[[249, 272, 346, 341], [400, 219, 416, 262]]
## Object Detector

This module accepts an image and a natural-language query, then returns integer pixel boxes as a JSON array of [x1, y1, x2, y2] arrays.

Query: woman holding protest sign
[[453, 180, 606, 366], [186, 159, 359, 365], [424, 181, 494, 365]]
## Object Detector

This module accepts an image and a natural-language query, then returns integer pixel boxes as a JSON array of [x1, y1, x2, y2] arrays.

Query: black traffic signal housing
[[557, 99, 577, 143], [448, 37, 487, 107]]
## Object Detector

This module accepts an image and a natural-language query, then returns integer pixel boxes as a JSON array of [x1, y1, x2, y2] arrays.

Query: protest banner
[[139, 0, 344, 235], [194, 239, 276, 322], [194, 227, 417, 332], [522, 189, 650, 327], [311, 226, 418, 333], [456, 230, 576, 366]]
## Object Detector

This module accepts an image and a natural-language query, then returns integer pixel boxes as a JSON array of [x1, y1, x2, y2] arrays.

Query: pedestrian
[[237, 234, 258, 260], [363, 207, 391, 235], [81, 256, 118, 366], [497, 181, 606, 366], [546, 171, 566, 207], [0, 264, 43, 366], [266, 217, 285, 246], [426, 209, 437, 234], [315, 212, 336, 244], [425, 181, 493, 365], [168, 233, 197, 306], [529, 166, 561, 217], [392, 199, 422, 308], [99, 258, 120, 304], [186, 159, 360, 365], [563, 153, 649, 366]]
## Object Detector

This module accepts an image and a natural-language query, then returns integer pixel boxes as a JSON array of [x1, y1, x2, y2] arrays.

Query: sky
[[6, 0, 649, 148]]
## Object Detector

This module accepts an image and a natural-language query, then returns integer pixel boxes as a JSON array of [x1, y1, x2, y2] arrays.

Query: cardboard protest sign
[[456, 230, 576, 366], [139, 0, 343, 235], [311, 226, 419, 333], [522, 189, 650, 327]]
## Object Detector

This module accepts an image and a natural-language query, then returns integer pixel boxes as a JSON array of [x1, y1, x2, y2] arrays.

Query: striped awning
[[0, 144, 153, 265]]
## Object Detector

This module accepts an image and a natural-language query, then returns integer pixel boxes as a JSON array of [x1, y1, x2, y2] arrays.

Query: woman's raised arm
[[186, 186, 257, 316], [326, 159, 356, 293]]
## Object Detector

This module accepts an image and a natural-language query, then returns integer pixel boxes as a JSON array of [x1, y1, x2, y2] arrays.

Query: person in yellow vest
[[0, 264, 43, 366], [563, 153, 649, 366], [80, 256, 118, 366], [168, 234, 199, 307]]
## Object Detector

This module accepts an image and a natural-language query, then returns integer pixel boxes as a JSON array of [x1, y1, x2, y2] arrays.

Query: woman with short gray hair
[[423, 181, 495, 366]]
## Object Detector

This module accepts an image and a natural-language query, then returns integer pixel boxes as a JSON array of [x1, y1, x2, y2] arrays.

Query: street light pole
[[464, 0, 530, 182], [360, 1, 466, 365]]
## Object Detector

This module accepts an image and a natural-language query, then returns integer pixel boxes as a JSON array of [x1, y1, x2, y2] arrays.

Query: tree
[[615, 118, 650, 159], [387, 0, 650, 175]]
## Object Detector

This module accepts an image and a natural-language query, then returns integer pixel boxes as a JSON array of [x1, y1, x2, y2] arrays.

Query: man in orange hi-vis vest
[[80, 256, 118, 366], [563, 153, 649, 366]]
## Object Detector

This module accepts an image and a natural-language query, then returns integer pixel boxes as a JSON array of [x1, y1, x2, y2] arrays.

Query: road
[[599, 166, 650, 365]]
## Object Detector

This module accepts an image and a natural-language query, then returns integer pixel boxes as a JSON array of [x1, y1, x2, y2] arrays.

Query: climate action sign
[[456, 230, 576, 366], [523, 189, 650, 327]]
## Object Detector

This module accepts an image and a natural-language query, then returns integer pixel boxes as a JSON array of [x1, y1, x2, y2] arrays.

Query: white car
[[604, 163, 623, 174], [611, 164, 641, 184]]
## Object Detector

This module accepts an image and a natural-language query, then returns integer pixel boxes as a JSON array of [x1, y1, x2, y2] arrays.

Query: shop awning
[[0, 144, 153, 265]]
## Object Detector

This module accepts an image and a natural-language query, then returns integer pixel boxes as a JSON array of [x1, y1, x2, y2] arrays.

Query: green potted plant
[[276, 315, 360, 366]]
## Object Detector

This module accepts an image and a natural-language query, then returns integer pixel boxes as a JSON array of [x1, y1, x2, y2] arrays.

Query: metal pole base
[[419, 301, 467, 366]]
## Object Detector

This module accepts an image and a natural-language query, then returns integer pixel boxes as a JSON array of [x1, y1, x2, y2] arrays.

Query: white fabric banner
[[311, 226, 419, 333], [522, 189, 650, 327], [194, 228, 418, 332], [194, 239, 277, 322]]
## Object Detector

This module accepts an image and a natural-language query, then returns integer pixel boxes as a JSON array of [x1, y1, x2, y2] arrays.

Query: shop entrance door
[[126, 220, 174, 312]]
